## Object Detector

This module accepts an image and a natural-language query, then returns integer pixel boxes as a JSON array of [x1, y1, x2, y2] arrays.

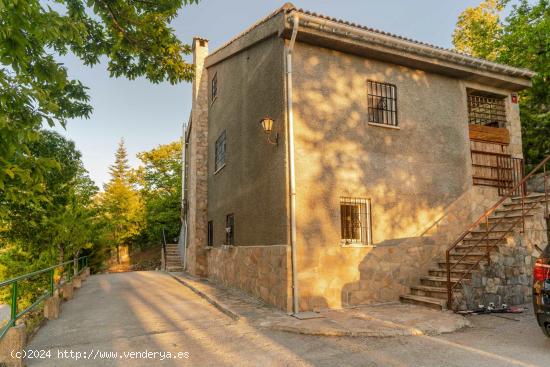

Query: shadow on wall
[[292, 44, 476, 310]]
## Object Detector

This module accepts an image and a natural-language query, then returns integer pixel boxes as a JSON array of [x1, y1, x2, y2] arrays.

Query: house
[[180, 3, 544, 313]]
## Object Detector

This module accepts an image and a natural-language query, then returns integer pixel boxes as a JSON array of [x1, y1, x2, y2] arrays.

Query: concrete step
[[400, 294, 447, 310], [495, 205, 541, 216], [448, 252, 486, 262], [420, 276, 461, 288], [409, 285, 450, 300], [462, 237, 507, 244], [166, 266, 184, 272], [437, 260, 481, 270], [489, 212, 534, 221], [469, 229, 512, 237], [512, 193, 549, 203], [428, 268, 471, 279]]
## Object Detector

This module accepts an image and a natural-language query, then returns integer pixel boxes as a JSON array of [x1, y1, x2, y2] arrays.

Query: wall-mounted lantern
[[260, 117, 278, 146]]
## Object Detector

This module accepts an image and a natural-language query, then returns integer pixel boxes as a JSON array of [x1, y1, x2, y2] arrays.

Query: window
[[211, 73, 218, 100], [367, 80, 397, 126], [207, 221, 213, 247], [340, 197, 372, 246], [215, 130, 226, 172], [467, 92, 506, 128], [225, 214, 234, 246]]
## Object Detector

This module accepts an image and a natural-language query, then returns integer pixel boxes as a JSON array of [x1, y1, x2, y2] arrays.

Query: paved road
[[26, 271, 550, 366]]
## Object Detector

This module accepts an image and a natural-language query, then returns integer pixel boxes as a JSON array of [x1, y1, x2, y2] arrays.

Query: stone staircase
[[400, 193, 549, 310], [164, 244, 184, 272]]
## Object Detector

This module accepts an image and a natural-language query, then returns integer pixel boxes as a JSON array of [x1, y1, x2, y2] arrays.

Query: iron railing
[[0, 256, 89, 340], [445, 154, 550, 309], [162, 228, 167, 271]]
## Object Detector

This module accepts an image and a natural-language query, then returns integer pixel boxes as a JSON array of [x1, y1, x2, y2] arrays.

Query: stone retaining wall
[[206, 245, 291, 311], [460, 213, 549, 310]]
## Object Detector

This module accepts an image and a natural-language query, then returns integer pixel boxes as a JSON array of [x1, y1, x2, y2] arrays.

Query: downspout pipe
[[181, 121, 189, 270], [286, 13, 300, 315]]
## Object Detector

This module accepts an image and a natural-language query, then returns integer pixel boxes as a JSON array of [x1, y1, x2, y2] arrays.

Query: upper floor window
[[225, 214, 235, 246], [211, 73, 218, 100], [467, 91, 506, 128], [215, 130, 226, 172], [367, 80, 398, 127], [340, 197, 372, 246]]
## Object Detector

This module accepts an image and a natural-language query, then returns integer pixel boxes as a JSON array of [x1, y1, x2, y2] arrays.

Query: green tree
[[453, 0, 550, 167], [135, 141, 182, 245], [0, 0, 199, 216], [1, 130, 98, 283], [99, 139, 144, 262]]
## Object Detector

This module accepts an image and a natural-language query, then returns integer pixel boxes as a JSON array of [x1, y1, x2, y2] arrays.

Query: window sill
[[340, 243, 376, 248], [221, 244, 234, 251], [368, 122, 400, 130], [214, 163, 226, 175]]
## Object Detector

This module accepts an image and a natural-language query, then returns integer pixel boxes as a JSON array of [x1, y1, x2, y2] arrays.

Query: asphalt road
[[24, 271, 550, 367]]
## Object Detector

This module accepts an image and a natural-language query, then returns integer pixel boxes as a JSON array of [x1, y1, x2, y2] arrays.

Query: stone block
[[62, 281, 74, 301], [72, 276, 82, 289], [44, 295, 61, 320], [0, 323, 26, 367]]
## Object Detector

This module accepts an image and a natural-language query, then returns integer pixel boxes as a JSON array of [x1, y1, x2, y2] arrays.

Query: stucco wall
[[206, 35, 288, 248], [291, 41, 520, 311]]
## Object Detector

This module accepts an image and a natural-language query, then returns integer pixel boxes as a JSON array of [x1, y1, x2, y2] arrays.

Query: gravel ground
[[23, 271, 550, 367]]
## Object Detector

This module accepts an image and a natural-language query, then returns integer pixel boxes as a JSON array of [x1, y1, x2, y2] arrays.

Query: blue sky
[[55, 0, 488, 187]]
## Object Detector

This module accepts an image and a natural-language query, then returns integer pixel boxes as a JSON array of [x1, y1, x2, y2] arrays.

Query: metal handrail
[[162, 228, 167, 271], [446, 154, 550, 309], [0, 255, 89, 339]]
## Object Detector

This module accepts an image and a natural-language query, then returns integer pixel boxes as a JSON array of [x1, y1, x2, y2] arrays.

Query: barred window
[[467, 92, 506, 128], [211, 73, 218, 100], [367, 80, 397, 126], [215, 130, 226, 172], [225, 214, 234, 246], [207, 221, 213, 247], [340, 197, 372, 246]]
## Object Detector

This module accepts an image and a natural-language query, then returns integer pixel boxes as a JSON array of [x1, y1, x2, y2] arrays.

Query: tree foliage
[[1, 130, 99, 288], [135, 141, 182, 244], [0, 0, 199, 214], [97, 139, 144, 262], [453, 0, 550, 166]]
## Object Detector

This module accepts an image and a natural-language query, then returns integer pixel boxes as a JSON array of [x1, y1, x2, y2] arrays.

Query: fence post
[[10, 282, 18, 322], [50, 268, 55, 296]]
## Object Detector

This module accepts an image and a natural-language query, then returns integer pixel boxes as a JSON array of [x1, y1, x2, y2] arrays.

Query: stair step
[[437, 260, 480, 270], [512, 193, 549, 202], [489, 212, 534, 220], [420, 276, 461, 288], [410, 285, 450, 300], [166, 266, 184, 272], [428, 268, 471, 279], [449, 252, 486, 261], [400, 294, 446, 310]]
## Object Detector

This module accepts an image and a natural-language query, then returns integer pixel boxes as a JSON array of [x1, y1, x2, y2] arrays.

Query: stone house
[[181, 3, 544, 313]]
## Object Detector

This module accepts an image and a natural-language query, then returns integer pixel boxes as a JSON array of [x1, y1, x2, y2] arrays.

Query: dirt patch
[[107, 246, 161, 273]]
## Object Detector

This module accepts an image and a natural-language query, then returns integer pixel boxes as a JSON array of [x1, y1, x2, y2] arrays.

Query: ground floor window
[[207, 221, 213, 247], [340, 197, 372, 246]]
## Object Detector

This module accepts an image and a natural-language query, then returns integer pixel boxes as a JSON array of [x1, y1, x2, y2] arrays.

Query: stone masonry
[[186, 37, 209, 277], [460, 211, 549, 309]]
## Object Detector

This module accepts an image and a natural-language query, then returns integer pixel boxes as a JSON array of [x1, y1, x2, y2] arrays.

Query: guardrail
[[0, 255, 89, 340]]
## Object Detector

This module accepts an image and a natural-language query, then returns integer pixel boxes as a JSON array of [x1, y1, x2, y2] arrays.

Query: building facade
[[182, 3, 535, 312]]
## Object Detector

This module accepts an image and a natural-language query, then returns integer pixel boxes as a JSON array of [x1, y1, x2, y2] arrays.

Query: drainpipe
[[181, 121, 189, 270], [286, 14, 300, 315]]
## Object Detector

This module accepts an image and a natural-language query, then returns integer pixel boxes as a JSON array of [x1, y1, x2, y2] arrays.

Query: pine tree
[[108, 139, 130, 183], [100, 138, 144, 263]]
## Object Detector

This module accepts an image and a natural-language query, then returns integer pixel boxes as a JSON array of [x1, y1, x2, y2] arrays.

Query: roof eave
[[284, 11, 534, 91]]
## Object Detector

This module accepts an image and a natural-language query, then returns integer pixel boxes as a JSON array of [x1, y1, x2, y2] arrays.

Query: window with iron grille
[[211, 73, 218, 100], [367, 80, 398, 126], [340, 197, 372, 246], [215, 130, 226, 172], [225, 214, 234, 246], [467, 92, 507, 127], [207, 221, 213, 247]]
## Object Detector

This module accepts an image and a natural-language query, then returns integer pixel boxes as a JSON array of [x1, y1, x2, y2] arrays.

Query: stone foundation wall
[[460, 212, 549, 310], [206, 245, 290, 311]]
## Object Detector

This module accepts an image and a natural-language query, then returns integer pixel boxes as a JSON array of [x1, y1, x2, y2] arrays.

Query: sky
[[54, 0, 490, 187]]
